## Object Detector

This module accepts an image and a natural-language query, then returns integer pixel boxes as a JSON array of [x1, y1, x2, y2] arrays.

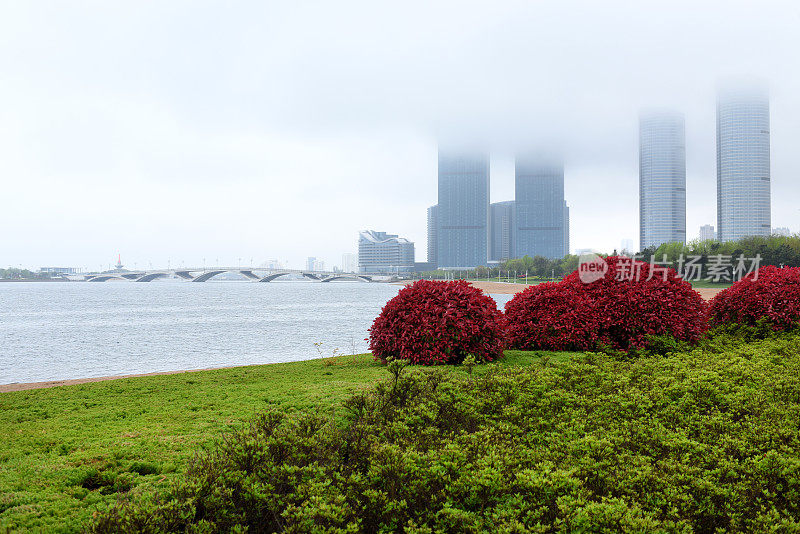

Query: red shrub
[[708, 265, 800, 330], [505, 256, 708, 351], [369, 280, 505, 365], [503, 282, 598, 351]]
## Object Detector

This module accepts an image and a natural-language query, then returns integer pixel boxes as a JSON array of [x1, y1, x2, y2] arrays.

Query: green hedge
[[90, 334, 800, 532]]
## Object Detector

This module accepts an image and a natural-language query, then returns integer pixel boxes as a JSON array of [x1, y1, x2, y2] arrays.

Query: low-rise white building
[[358, 231, 414, 275]]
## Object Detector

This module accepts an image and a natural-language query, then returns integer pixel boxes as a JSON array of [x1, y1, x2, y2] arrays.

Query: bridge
[[78, 268, 373, 283]]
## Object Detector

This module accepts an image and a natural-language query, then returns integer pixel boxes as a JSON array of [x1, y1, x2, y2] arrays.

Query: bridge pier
[[80, 268, 375, 283]]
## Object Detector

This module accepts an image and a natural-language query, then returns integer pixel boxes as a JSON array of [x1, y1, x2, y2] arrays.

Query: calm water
[[0, 281, 514, 384]]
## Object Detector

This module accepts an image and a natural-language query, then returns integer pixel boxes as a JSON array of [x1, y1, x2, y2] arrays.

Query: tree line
[[0, 268, 49, 279], [420, 255, 580, 281], [418, 234, 800, 281], [643, 234, 800, 270]]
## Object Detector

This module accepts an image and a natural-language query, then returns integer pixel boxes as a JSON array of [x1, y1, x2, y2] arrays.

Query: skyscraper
[[427, 205, 438, 267], [515, 157, 568, 259], [563, 201, 570, 255], [437, 150, 489, 268], [639, 111, 686, 250], [341, 253, 357, 273], [717, 84, 771, 242], [489, 201, 515, 261]]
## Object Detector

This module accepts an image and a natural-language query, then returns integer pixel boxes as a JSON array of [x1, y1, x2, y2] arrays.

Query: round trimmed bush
[[369, 280, 505, 364], [505, 256, 708, 351], [709, 265, 800, 331], [504, 282, 598, 351]]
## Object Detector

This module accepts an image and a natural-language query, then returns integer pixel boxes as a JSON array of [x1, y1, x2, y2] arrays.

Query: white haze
[[1, 1, 799, 270]]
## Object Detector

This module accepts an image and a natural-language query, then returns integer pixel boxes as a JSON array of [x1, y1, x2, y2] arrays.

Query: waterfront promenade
[[399, 280, 724, 300]]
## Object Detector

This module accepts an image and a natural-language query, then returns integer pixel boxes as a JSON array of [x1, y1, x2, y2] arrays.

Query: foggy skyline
[[2, 1, 799, 271]]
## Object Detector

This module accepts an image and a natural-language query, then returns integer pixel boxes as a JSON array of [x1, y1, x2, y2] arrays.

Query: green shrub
[[128, 461, 160, 476], [639, 333, 692, 356], [89, 335, 800, 533]]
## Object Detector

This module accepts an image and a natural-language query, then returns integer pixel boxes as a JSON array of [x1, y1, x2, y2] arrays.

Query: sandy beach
[[397, 280, 724, 300]]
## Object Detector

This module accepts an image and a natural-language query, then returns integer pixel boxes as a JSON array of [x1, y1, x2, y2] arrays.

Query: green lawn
[[689, 279, 733, 289], [0, 350, 573, 532]]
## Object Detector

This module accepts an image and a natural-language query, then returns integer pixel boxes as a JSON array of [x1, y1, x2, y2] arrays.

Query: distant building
[[437, 150, 489, 268], [39, 267, 82, 275], [717, 84, 771, 242], [427, 205, 438, 268], [773, 227, 792, 237], [341, 253, 357, 273], [515, 157, 568, 259], [620, 239, 634, 255], [490, 201, 515, 261], [639, 110, 686, 250], [265, 259, 285, 270], [306, 257, 325, 271], [563, 201, 571, 255], [699, 224, 716, 241], [358, 230, 415, 274]]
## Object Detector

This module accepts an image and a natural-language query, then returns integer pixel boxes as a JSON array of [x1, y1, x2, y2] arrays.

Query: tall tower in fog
[[426, 205, 438, 267], [639, 111, 687, 250], [716, 84, 771, 242], [437, 150, 489, 268], [514, 157, 568, 259]]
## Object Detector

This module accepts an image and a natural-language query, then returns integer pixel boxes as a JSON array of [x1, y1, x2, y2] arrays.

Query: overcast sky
[[2, 1, 799, 271]]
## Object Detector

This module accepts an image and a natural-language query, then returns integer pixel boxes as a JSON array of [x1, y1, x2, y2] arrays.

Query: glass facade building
[[515, 158, 568, 259], [437, 151, 489, 268], [426, 205, 438, 267], [490, 201, 515, 261], [639, 111, 686, 250], [716, 86, 771, 242], [358, 230, 415, 274], [563, 201, 570, 255]]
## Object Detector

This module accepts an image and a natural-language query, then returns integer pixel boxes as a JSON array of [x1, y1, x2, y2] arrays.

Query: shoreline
[[4, 283, 724, 393], [397, 280, 724, 300], [0, 365, 243, 393], [396, 280, 537, 294]]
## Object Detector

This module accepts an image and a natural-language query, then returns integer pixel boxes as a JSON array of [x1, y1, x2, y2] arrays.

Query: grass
[[0, 350, 574, 532], [689, 279, 733, 289]]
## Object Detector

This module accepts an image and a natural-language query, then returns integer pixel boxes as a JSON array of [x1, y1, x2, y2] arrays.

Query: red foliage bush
[[369, 280, 505, 365], [505, 256, 708, 351], [708, 265, 800, 331]]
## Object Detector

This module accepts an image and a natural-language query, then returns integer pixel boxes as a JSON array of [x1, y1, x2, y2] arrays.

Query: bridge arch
[[258, 272, 325, 282], [136, 272, 169, 282], [258, 272, 291, 282], [87, 275, 127, 282], [320, 274, 372, 283], [191, 270, 227, 282]]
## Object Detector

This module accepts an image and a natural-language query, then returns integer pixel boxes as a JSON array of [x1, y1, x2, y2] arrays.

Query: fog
[[1, 1, 798, 270]]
